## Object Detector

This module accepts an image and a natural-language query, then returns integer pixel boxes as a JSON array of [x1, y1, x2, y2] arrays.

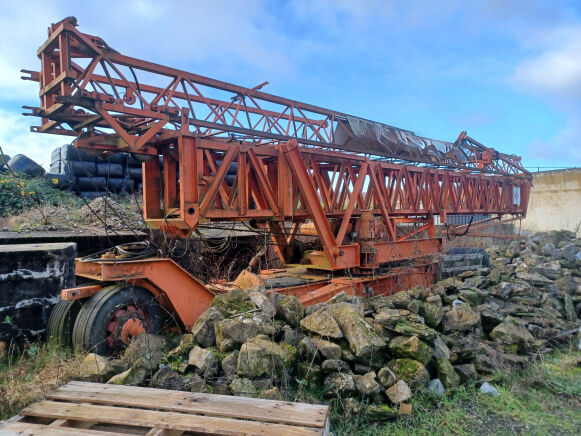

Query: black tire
[[60, 144, 98, 162], [99, 153, 125, 165], [127, 167, 142, 180], [79, 191, 105, 199], [50, 147, 62, 163], [7, 154, 45, 177], [76, 176, 107, 190], [72, 285, 164, 355], [104, 177, 127, 192], [45, 173, 71, 190], [0, 154, 11, 167], [64, 160, 96, 177], [96, 163, 124, 177], [49, 161, 62, 174], [46, 299, 85, 348]]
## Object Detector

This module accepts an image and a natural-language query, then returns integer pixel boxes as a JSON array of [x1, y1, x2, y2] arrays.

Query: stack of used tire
[[46, 145, 141, 198]]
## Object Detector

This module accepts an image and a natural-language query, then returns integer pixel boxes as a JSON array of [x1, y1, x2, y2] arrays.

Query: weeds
[[0, 342, 84, 420]]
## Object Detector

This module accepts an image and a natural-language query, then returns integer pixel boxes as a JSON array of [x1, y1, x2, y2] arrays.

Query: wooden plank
[[145, 429, 183, 436], [0, 422, 125, 436], [22, 401, 324, 436], [49, 381, 328, 428]]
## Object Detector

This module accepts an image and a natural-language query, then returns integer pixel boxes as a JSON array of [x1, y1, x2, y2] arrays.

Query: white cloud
[[0, 109, 63, 169], [511, 24, 581, 164], [513, 26, 581, 97]]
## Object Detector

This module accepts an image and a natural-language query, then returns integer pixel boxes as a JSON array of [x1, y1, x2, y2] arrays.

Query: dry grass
[[0, 343, 85, 419]]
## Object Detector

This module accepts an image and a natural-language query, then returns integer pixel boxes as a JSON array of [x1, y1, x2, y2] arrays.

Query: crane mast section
[[24, 17, 530, 176], [23, 17, 532, 271]]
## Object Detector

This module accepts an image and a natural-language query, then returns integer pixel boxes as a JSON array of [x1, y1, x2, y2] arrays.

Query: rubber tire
[[64, 160, 96, 177], [7, 154, 45, 177], [96, 163, 124, 177], [46, 299, 85, 349], [72, 285, 164, 355]]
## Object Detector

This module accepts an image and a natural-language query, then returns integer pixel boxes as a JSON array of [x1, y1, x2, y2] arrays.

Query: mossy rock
[[211, 288, 256, 317], [388, 335, 433, 366], [275, 295, 305, 327], [387, 358, 429, 390]]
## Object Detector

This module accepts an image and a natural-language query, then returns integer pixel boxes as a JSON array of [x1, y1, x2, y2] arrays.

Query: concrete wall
[[522, 168, 581, 235], [0, 243, 76, 340]]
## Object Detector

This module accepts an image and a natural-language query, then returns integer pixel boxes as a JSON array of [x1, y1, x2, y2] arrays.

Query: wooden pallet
[[0, 381, 330, 435]]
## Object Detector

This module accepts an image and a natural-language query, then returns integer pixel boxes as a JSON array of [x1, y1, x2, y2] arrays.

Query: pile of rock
[[76, 231, 581, 419]]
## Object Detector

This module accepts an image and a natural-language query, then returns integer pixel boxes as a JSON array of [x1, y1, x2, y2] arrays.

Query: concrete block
[[0, 243, 76, 338]]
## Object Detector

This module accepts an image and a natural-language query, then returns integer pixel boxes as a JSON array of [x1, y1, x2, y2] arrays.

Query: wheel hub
[[105, 304, 150, 349]]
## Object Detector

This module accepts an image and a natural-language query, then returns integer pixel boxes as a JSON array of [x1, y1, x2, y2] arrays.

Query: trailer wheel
[[46, 299, 85, 349], [72, 284, 164, 355]]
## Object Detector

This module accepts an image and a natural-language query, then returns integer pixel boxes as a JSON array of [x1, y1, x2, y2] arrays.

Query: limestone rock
[[298, 362, 322, 384], [331, 303, 386, 358], [211, 288, 256, 317], [282, 325, 303, 347], [442, 306, 480, 333], [323, 373, 356, 397], [515, 271, 554, 287], [299, 307, 343, 339], [385, 379, 411, 403], [375, 308, 438, 341], [309, 336, 342, 360], [237, 337, 287, 378], [229, 377, 258, 397], [107, 366, 147, 386], [78, 353, 123, 381], [564, 294, 577, 322], [123, 334, 168, 370], [436, 358, 460, 389], [191, 307, 224, 347], [421, 303, 444, 328], [377, 366, 397, 388], [480, 381, 500, 396], [388, 335, 433, 366], [454, 363, 478, 384], [275, 295, 305, 327], [353, 371, 381, 396], [474, 304, 504, 333], [534, 262, 562, 280], [366, 404, 398, 421], [387, 358, 429, 390], [427, 379, 445, 396], [214, 312, 274, 352], [432, 336, 451, 360], [151, 366, 185, 390], [221, 350, 239, 378], [489, 316, 534, 347], [186, 373, 211, 393], [322, 359, 350, 373], [248, 290, 276, 318], [426, 294, 442, 307], [188, 346, 220, 377], [298, 337, 321, 361], [258, 387, 284, 400]]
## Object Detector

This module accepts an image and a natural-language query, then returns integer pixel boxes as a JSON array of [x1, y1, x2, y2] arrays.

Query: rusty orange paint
[[61, 284, 103, 301]]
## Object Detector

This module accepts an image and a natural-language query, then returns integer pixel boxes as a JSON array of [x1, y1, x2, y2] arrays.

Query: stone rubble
[[93, 230, 580, 421]]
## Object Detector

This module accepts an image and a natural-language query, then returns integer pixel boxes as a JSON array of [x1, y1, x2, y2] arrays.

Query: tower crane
[[23, 17, 531, 353]]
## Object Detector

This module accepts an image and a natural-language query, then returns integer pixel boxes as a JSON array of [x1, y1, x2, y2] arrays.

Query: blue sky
[[1, 0, 580, 170]]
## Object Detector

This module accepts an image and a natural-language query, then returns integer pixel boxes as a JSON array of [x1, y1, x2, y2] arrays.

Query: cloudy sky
[[1, 0, 580, 170]]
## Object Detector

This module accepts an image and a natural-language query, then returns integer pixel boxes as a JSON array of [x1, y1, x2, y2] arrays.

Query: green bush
[[0, 174, 80, 217]]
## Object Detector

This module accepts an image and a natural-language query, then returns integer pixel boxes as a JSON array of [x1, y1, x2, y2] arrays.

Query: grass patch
[[0, 342, 84, 420], [326, 349, 581, 435], [0, 173, 80, 218]]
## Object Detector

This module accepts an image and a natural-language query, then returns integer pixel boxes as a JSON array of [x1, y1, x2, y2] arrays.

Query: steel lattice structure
[[24, 17, 532, 272]]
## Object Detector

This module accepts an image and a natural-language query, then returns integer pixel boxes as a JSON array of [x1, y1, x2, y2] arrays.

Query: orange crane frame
[[25, 18, 531, 339]]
